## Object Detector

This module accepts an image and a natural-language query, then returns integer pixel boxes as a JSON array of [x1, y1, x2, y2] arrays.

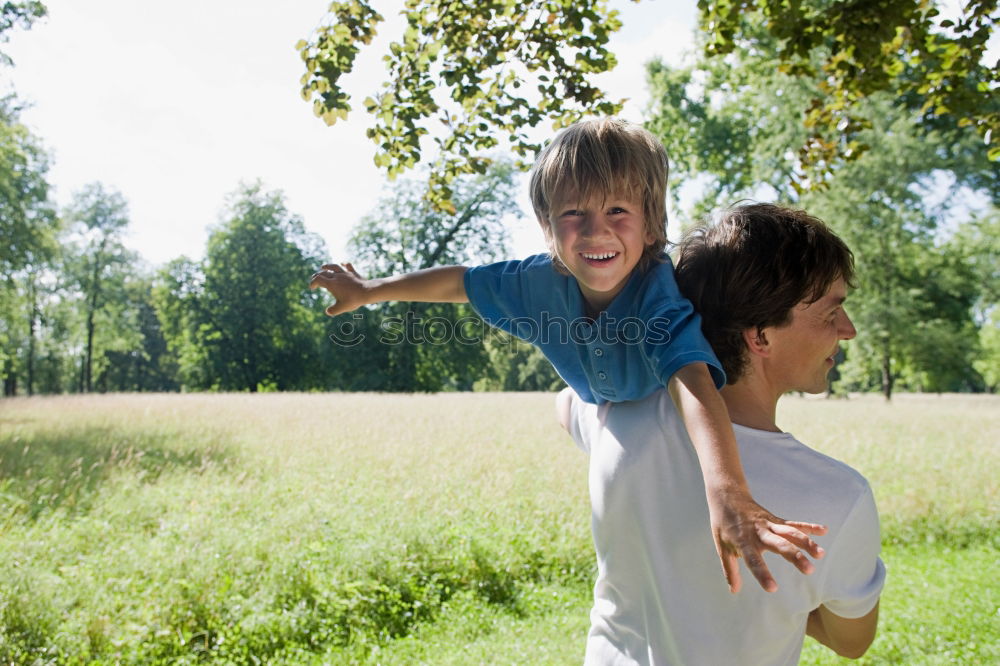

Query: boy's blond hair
[[529, 117, 669, 273]]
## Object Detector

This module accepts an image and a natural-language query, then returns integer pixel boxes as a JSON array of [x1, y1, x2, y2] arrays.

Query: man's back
[[568, 390, 884, 665]]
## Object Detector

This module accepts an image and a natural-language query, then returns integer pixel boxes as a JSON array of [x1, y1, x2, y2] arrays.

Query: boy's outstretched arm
[[309, 262, 468, 315], [668, 362, 828, 594]]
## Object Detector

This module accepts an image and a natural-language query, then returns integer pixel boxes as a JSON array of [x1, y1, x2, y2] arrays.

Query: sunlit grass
[[0, 392, 996, 663]]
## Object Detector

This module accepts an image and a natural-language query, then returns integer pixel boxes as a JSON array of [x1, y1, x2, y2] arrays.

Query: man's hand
[[708, 486, 828, 594], [310, 262, 370, 316]]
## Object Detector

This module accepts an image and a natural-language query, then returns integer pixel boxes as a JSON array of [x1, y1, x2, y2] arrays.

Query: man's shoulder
[[735, 425, 874, 524]]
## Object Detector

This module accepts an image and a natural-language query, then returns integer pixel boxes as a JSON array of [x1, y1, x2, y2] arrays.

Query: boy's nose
[[581, 214, 612, 238]]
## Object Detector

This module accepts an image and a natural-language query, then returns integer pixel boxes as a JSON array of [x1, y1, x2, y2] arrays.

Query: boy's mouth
[[580, 251, 619, 264]]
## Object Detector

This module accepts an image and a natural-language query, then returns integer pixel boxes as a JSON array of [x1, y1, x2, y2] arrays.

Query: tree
[[62, 184, 135, 392], [950, 210, 1000, 391], [699, 0, 999, 175], [0, 98, 55, 279], [646, 29, 996, 399], [949, 209, 1000, 315], [0, 1, 56, 396], [167, 183, 328, 392], [97, 276, 179, 392], [152, 257, 209, 391], [299, 0, 996, 207], [0, 3, 52, 275], [298, 0, 623, 209], [0, 86, 56, 398], [0, 1, 45, 65], [976, 308, 1000, 391]]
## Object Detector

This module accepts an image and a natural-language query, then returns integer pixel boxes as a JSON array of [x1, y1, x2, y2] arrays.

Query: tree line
[[1, 165, 563, 395], [1, 1, 997, 399]]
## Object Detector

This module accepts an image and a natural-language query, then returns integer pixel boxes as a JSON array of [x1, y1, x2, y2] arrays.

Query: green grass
[[0, 392, 997, 664]]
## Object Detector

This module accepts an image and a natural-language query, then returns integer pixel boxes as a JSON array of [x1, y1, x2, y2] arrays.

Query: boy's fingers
[[718, 546, 742, 595], [783, 520, 828, 536], [741, 545, 777, 593], [758, 530, 816, 575], [309, 272, 335, 289], [770, 523, 825, 559], [321, 263, 346, 272]]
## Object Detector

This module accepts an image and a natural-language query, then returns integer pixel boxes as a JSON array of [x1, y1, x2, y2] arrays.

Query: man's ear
[[743, 327, 770, 358]]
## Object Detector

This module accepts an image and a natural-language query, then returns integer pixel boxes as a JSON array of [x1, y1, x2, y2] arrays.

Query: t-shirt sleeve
[[462, 255, 550, 335], [820, 483, 886, 618], [638, 260, 726, 389]]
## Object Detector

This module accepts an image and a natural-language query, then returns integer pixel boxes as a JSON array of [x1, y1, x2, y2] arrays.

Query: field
[[1, 392, 997, 664]]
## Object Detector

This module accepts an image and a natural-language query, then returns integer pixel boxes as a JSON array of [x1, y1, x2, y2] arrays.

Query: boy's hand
[[309, 262, 369, 316], [708, 487, 828, 594]]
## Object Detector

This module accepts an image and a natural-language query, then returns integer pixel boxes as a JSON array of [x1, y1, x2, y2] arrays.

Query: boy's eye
[[608, 206, 627, 215]]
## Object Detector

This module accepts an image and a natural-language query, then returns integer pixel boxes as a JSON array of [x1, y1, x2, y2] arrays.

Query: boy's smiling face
[[543, 191, 654, 315]]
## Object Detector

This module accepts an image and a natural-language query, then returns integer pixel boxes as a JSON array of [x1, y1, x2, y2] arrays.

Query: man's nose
[[839, 310, 857, 340]]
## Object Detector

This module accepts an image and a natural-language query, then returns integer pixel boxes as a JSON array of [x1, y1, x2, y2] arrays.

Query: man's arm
[[668, 362, 828, 593], [807, 602, 879, 659], [309, 262, 468, 316]]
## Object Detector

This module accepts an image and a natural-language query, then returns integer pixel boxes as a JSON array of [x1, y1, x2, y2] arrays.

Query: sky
[[2, 0, 700, 269]]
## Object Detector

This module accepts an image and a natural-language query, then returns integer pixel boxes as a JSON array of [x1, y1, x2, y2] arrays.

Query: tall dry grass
[[1, 391, 996, 663]]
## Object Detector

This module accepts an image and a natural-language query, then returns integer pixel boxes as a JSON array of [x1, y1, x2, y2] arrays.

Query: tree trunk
[[1, 359, 16, 397], [83, 239, 107, 393], [26, 274, 37, 396], [84, 301, 96, 393], [881, 340, 893, 401]]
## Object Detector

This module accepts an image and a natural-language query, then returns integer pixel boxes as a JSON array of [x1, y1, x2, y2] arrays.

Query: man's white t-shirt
[[567, 389, 885, 666]]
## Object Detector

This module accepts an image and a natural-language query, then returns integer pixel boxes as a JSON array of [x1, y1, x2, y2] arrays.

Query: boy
[[310, 118, 825, 593]]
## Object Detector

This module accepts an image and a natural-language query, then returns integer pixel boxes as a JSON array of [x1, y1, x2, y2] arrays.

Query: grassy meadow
[[0, 392, 997, 664]]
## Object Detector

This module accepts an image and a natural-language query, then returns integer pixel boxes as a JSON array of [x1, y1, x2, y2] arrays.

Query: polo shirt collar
[[567, 263, 647, 321]]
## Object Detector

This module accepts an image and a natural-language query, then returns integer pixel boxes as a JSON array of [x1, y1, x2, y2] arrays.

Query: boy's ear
[[538, 215, 554, 242], [742, 327, 771, 358]]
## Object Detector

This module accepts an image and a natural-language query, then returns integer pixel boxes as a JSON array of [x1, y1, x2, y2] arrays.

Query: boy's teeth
[[582, 252, 617, 260]]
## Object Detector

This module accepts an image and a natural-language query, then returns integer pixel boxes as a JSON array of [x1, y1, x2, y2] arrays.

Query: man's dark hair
[[675, 202, 856, 383]]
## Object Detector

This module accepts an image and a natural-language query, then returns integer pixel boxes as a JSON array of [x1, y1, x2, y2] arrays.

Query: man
[[557, 203, 885, 665]]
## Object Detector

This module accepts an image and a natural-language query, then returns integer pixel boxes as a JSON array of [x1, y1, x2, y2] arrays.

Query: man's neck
[[720, 380, 781, 433]]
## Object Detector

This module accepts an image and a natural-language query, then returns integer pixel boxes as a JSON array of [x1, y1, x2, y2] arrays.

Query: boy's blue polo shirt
[[463, 253, 725, 404]]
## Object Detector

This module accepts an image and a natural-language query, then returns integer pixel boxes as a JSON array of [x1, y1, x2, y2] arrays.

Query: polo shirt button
[[594, 348, 604, 357], [597, 371, 607, 380]]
